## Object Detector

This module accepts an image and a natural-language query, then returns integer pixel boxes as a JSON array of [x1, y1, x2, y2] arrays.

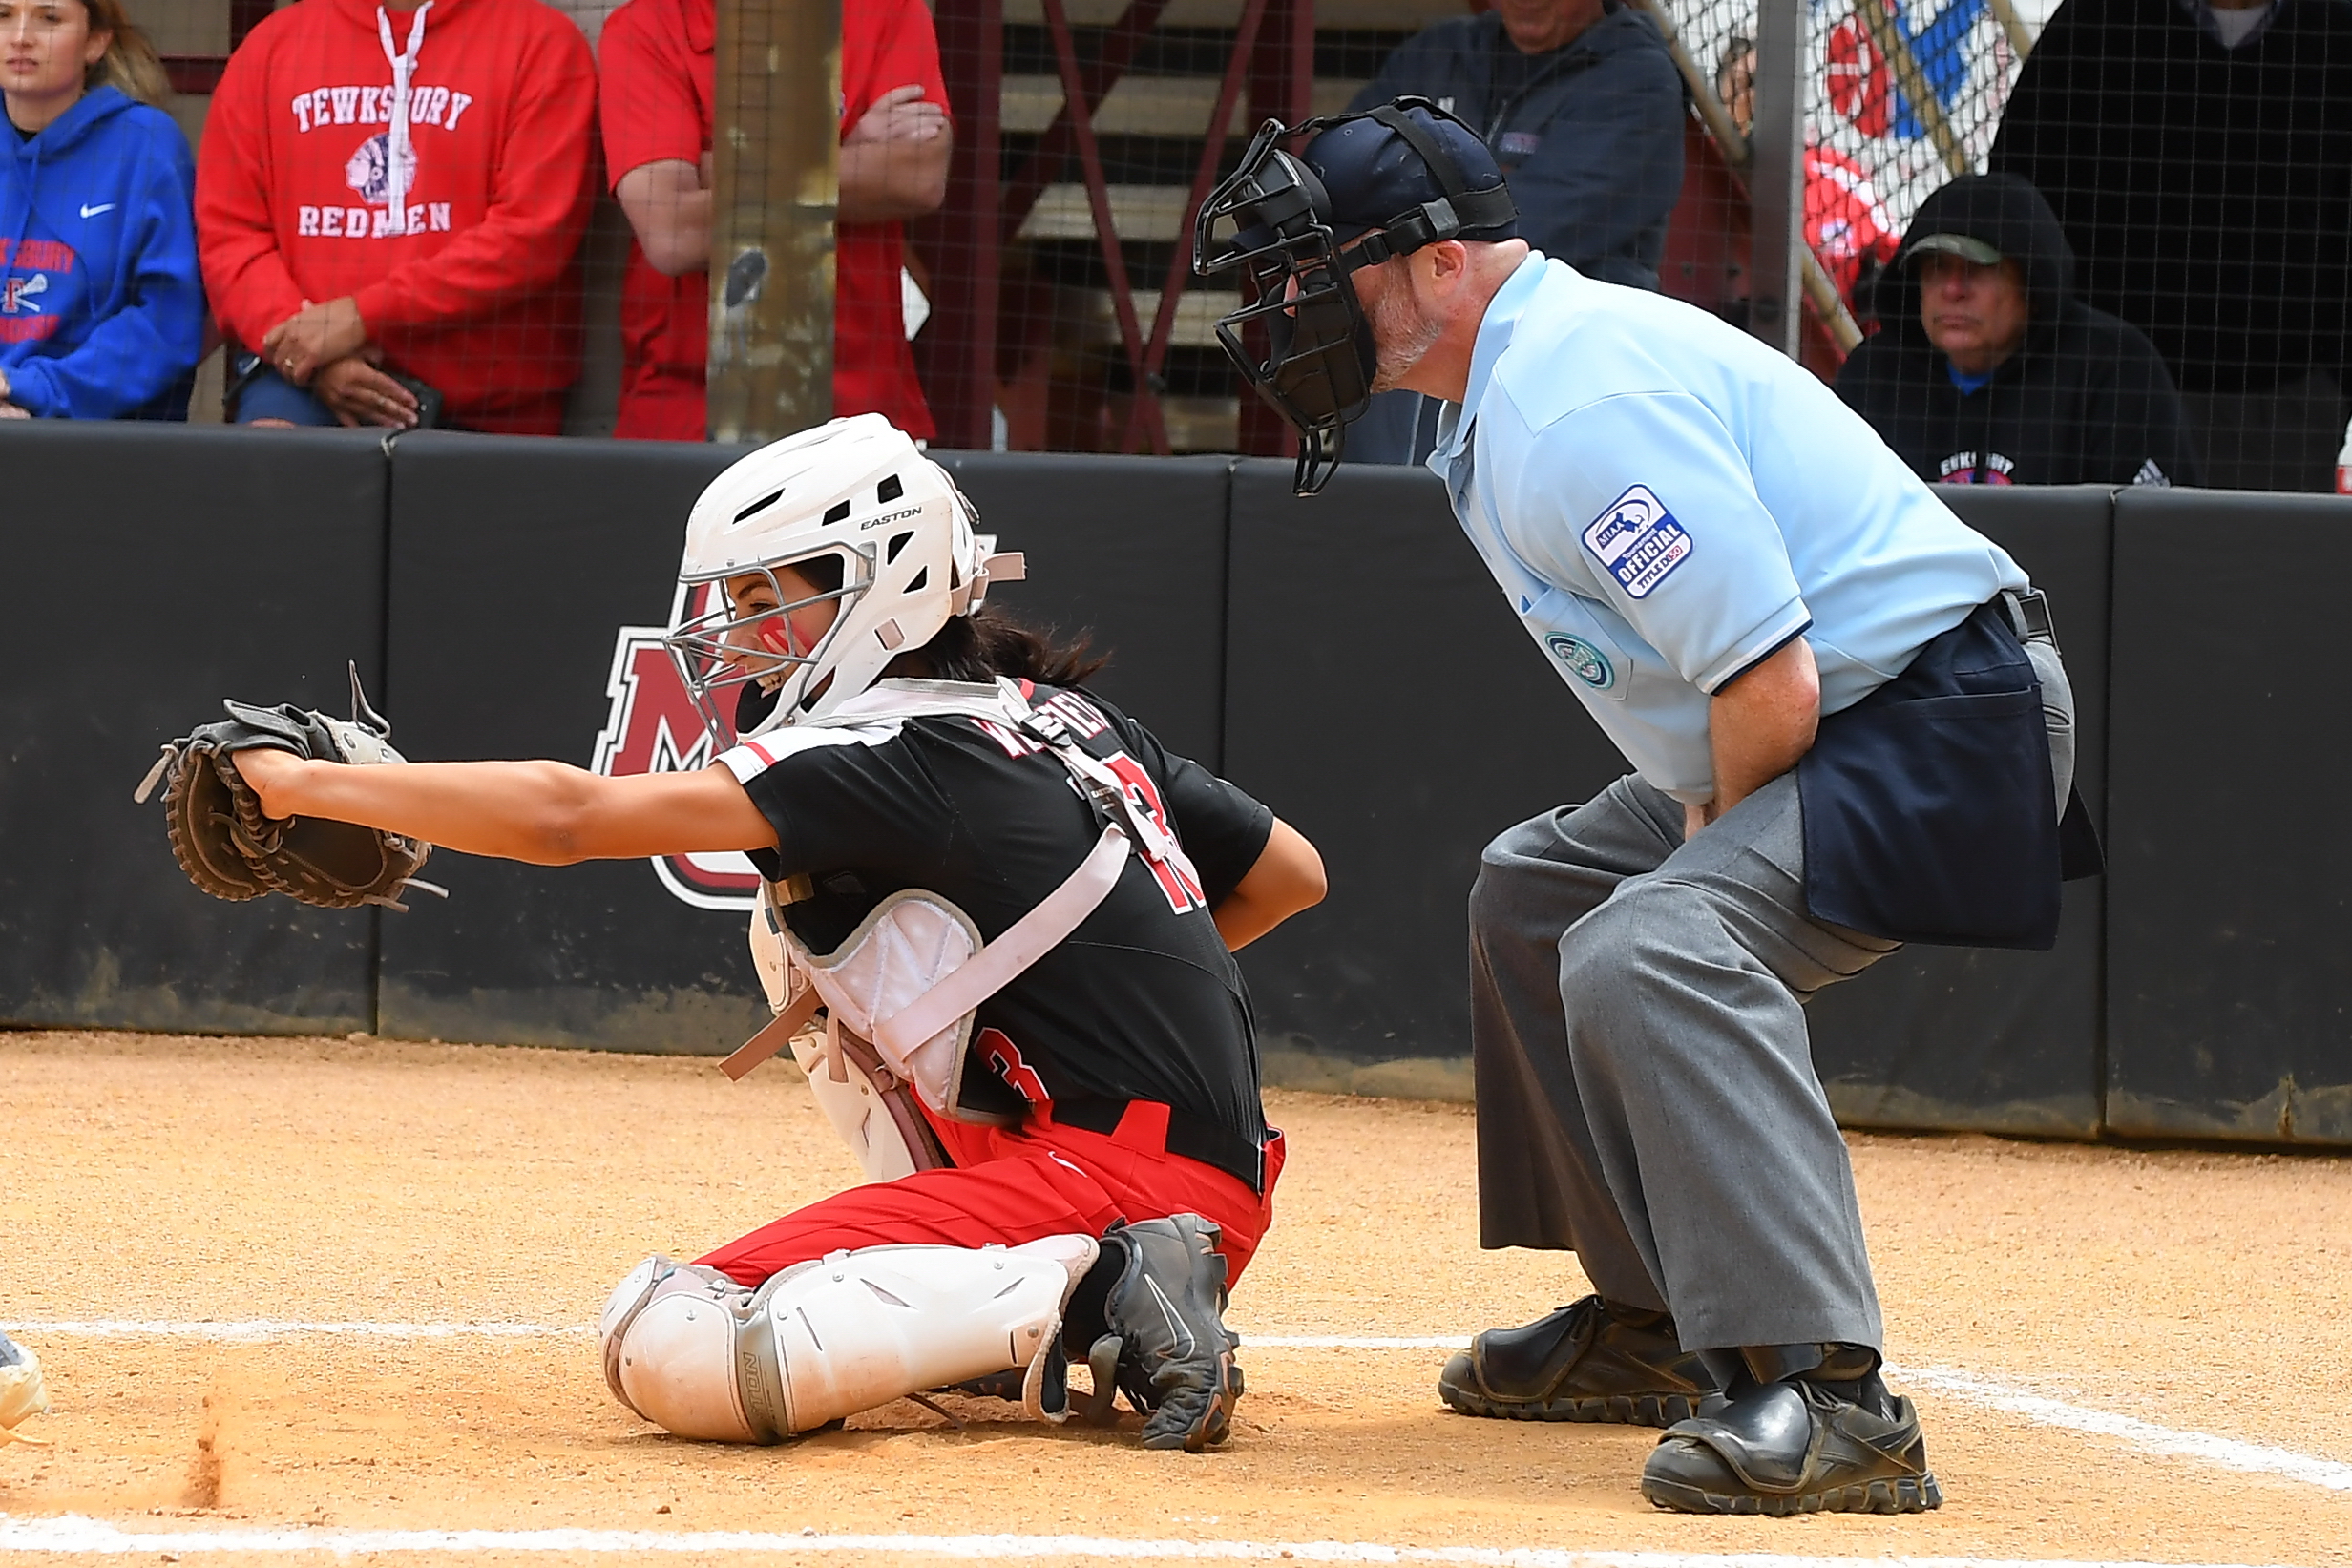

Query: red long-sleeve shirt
[[196, 0, 597, 429]]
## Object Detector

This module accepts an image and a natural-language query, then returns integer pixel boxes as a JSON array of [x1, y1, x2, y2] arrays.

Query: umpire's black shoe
[[1640, 1371, 1942, 1516], [1098, 1214, 1242, 1452], [1438, 1296, 1715, 1427]]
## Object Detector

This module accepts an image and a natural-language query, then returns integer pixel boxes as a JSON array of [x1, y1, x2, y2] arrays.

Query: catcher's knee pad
[[598, 1256, 775, 1443], [0, 1329, 48, 1443]]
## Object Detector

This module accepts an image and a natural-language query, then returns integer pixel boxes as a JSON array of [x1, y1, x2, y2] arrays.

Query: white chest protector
[[721, 678, 1206, 1182]]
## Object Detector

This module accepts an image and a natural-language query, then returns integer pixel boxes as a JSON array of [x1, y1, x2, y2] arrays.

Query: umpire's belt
[[1796, 594, 2101, 951], [1050, 1096, 1268, 1194]]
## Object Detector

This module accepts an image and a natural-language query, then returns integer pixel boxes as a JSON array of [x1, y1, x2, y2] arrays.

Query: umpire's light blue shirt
[[1431, 253, 2029, 804]]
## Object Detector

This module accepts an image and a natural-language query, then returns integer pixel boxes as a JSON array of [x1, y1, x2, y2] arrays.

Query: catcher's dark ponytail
[[891, 609, 1107, 688]]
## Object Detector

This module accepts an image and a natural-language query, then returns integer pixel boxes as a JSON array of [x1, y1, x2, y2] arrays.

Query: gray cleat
[[1098, 1214, 1242, 1452], [1439, 1295, 1716, 1427]]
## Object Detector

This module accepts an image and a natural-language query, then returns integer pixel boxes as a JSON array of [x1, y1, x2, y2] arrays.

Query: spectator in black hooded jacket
[[1836, 173, 2198, 489], [1988, 0, 2352, 491]]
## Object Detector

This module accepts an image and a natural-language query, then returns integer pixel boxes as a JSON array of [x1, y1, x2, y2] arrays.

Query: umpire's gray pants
[[1469, 639, 2075, 1355]]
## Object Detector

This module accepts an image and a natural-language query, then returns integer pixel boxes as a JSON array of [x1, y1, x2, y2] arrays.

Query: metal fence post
[[1747, 0, 1805, 358], [708, 0, 841, 444]]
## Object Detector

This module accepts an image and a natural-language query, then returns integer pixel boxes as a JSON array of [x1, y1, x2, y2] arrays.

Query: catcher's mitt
[[134, 663, 445, 912]]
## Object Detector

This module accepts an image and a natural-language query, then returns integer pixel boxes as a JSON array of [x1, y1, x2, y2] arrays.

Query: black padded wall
[[1222, 459, 1627, 1086], [0, 424, 387, 1034], [29, 424, 2344, 1145], [374, 432, 756, 1051], [2105, 488, 2352, 1143], [931, 452, 1231, 769], [1805, 485, 2113, 1135]]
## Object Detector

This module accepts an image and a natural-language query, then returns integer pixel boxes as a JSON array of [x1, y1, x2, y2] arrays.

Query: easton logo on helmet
[[591, 580, 762, 912]]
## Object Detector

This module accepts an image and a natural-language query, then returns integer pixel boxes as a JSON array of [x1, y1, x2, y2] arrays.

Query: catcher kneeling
[[174, 416, 1325, 1453]]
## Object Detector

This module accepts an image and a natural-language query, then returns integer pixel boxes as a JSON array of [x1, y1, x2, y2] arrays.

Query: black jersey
[[718, 682, 1276, 1188]]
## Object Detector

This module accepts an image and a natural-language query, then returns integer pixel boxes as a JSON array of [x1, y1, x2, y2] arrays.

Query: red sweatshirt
[[197, 0, 597, 431]]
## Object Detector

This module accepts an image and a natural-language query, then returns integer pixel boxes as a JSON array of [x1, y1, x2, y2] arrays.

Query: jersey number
[[980, 1028, 1050, 1105], [1102, 751, 1208, 914]]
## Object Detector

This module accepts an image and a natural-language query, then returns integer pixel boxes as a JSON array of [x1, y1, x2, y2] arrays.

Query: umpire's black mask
[[1192, 99, 1518, 495]]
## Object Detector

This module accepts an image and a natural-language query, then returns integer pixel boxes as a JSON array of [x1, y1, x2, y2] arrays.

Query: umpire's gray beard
[[1366, 264, 1442, 395]]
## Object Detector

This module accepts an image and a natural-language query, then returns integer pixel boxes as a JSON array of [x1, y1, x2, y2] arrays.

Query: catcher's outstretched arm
[[235, 751, 777, 865]]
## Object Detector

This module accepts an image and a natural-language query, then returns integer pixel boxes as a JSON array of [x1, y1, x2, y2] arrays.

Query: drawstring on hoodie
[[375, 2, 431, 236], [2, 133, 41, 301]]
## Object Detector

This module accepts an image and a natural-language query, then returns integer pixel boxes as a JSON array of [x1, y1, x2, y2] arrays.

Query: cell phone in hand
[[388, 372, 446, 429]]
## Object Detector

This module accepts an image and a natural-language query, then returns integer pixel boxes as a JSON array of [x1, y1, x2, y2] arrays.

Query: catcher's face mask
[[1193, 100, 1519, 496], [664, 551, 869, 738]]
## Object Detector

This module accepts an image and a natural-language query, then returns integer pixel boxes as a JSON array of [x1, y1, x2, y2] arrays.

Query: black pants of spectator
[[2183, 372, 2347, 492]]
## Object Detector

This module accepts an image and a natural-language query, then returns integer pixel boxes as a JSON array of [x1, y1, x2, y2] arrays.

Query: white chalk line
[[0, 1320, 591, 1341], [0, 1322, 1447, 1349], [1882, 1362, 2352, 1494], [0, 1519, 2324, 1567], [6, 1325, 2349, 1495]]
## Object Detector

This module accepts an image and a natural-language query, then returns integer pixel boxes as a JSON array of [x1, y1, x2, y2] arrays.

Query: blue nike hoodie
[[0, 87, 205, 419]]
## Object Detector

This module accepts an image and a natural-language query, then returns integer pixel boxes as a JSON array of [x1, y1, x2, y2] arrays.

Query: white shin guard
[[598, 1234, 1100, 1442]]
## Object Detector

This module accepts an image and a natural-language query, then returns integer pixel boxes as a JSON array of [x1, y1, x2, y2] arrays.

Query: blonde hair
[[76, 0, 172, 108]]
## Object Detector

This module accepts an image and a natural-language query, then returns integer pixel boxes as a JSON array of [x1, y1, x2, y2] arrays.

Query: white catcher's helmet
[[664, 414, 1024, 739]]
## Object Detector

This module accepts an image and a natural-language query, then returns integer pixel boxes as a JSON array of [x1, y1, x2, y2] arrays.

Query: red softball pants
[[697, 1099, 1284, 1287]]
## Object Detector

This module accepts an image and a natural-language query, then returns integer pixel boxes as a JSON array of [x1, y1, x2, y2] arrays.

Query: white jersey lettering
[[284, 82, 467, 135], [1040, 690, 1110, 739], [290, 202, 458, 241], [971, 717, 1046, 759]]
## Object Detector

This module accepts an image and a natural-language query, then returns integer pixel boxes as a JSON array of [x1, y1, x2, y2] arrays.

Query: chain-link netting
[[27, 1, 2349, 490], [1674, 0, 2349, 493]]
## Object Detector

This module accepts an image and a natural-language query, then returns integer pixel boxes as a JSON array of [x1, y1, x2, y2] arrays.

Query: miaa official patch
[[1581, 485, 1691, 599]]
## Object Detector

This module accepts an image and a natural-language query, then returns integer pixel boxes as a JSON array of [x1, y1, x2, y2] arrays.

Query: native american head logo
[[590, 581, 762, 911], [346, 132, 420, 207]]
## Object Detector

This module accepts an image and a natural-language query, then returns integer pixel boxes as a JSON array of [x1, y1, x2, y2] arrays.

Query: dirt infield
[[2, 1030, 2349, 1566]]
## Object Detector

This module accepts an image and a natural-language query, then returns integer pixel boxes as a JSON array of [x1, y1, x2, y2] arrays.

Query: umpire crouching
[[1195, 101, 2100, 1516]]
